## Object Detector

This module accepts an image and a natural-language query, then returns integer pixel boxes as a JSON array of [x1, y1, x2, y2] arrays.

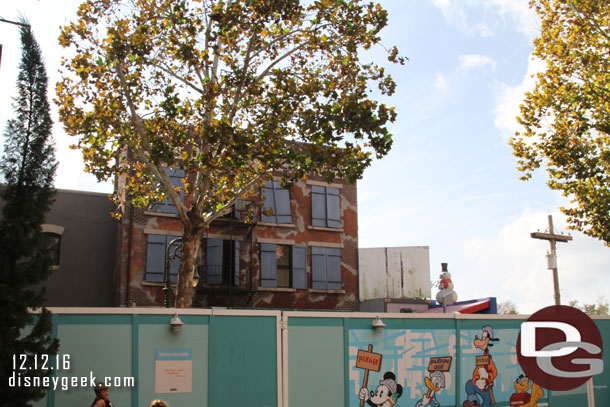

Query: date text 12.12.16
[[12, 354, 70, 371]]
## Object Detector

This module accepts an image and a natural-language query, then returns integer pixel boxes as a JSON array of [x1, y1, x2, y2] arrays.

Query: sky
[[1, 0, 609, 314]]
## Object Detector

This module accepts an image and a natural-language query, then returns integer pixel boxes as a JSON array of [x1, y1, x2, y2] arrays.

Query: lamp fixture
[[192, 267, 200, 287], [170, 314, 184, 333], [372, 316, 385, 333]]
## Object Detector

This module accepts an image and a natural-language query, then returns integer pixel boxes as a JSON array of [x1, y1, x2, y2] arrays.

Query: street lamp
[[0, 17, 30, 71], [163, 237, 200, 308]]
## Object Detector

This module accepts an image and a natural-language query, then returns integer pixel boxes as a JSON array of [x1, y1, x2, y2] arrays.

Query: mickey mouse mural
[[356, 345, 403, 407], [358, 371, 403, 407]]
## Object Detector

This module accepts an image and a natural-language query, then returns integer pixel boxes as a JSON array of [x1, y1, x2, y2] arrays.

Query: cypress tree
[[0, 18, 59, 406]]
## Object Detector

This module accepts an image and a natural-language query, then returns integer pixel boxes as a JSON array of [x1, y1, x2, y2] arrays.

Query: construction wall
[[359, 246, 431, 300], [26, 309, 610, 407]]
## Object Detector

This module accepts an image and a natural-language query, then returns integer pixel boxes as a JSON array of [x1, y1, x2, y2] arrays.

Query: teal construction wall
[[21, 309, 610, 407]]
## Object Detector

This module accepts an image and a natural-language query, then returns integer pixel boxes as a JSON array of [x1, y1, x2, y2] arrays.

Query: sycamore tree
[[512, 0, 610, 245], [57, 0, 405, 307]]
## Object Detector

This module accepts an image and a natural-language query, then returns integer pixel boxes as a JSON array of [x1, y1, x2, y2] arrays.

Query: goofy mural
[[463, 325, 499, 407]]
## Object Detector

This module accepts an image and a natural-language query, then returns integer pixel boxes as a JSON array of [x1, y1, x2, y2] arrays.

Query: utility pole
[[530, 215, 572, 305]]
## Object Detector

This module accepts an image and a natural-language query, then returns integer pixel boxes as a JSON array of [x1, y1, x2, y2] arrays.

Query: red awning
[[422, 299, 490, 314]]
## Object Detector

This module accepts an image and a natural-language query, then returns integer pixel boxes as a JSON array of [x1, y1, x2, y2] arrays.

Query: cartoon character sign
[[509, 374, 544, 407], [415, 370, 446, 407], [463, 325, 499, 407], [359, 371, 403, 407]]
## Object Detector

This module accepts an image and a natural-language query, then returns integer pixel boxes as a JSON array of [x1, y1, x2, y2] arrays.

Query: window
[[206, 238, 240, 285], [221, 199, 243, 220], [41, 232, 61, 267], [260, 244, 306, 288], [261, 181, 291, 223], [145, 234, 180, 283], [149, 168, 185, 214], [311, 185, 340, 228], [311, 247, 341, 290]]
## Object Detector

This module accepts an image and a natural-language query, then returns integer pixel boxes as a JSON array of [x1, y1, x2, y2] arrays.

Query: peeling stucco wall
[[117, 175, 360, 310]]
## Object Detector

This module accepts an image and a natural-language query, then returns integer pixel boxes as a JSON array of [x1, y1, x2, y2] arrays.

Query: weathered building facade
[[115, 175, 360, 310]]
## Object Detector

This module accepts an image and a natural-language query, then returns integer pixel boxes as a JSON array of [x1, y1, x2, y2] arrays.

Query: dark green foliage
[[0, 18, 59, 407]]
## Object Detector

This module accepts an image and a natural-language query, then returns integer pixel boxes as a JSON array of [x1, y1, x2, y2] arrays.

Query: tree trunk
[[175, 221, 203, 308]]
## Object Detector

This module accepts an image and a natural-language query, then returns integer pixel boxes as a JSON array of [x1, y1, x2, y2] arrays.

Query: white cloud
[[460, 208, 610, 314], [482, 0, 539, 39], [431, 0, 538, 39], [494, 56, 546, 140], [431, 0, 468, 31], [459, 54, 495, 70], [476, 22, 494, 37], [434, 73, 450, 93]]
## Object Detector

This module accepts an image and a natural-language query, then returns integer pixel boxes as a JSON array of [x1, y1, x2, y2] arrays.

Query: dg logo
[[517, 305, 604, 391]]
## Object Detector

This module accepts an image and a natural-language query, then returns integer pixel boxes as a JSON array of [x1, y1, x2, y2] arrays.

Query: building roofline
[[54, 187, 113, 198], [0, 183, 112, 198]]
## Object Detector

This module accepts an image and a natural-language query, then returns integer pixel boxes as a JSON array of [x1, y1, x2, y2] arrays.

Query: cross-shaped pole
[[531, 215, 572, 305]]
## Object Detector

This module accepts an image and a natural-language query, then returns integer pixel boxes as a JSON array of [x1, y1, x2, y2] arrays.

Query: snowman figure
[[436, 263, 457, 305]]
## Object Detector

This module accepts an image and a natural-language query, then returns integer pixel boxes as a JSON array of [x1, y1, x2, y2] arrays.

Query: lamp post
[[163, 237, 200, 308], [0, 17, 30, 70], [0, 17, 30, 27]]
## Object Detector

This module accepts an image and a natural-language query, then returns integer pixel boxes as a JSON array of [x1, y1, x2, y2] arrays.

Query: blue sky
[[1, 0, 609, 313]]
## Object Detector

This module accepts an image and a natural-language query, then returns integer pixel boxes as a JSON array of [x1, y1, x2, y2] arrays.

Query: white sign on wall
[[155, 348, 192, 393]]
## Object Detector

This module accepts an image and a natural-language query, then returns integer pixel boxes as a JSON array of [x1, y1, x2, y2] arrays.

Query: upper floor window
[[260, 244, 306, 289], [261, 181, 291, 224], [311, 185, 340, 228], [206, 238, 240, 286], [145, 234, 180, 283], [221, 199, 243, 221], [41, 232, 61, 268], [149, 168, 185, 214], [41, 224, 64, 269]]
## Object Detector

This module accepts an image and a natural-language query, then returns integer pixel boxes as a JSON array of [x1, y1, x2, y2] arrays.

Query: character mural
[[349, 328, 456, 406], [414, 357, 452, 407], [463, 325, 499, 407], [509, 374, 544, 407], [358, 371, 404, 407], [349, 323, 539, 406]]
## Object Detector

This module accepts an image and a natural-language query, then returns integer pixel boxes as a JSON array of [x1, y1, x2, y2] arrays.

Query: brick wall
[[117, 177, 359, 310]]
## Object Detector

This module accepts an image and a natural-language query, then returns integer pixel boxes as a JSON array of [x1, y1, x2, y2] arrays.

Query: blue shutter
[[233, 199, 242, 220], [206, 238, 223, 284], [146, 235, 165, 282], [311, 246, 327, 289], [261, 181, 277, 222], [260, 243, 277, 287], [311, 247, 342, 290], [326, 248, 342, 290], [166, 168, 185, 214], [274, 182, 292, 224], [147, 235, 181, 283], [233, 240, 240, 286], [292, 246, 307, 289], [326, 187, 340, 228], [151, 168, 184, 213], [311, 186, 327, 227]]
